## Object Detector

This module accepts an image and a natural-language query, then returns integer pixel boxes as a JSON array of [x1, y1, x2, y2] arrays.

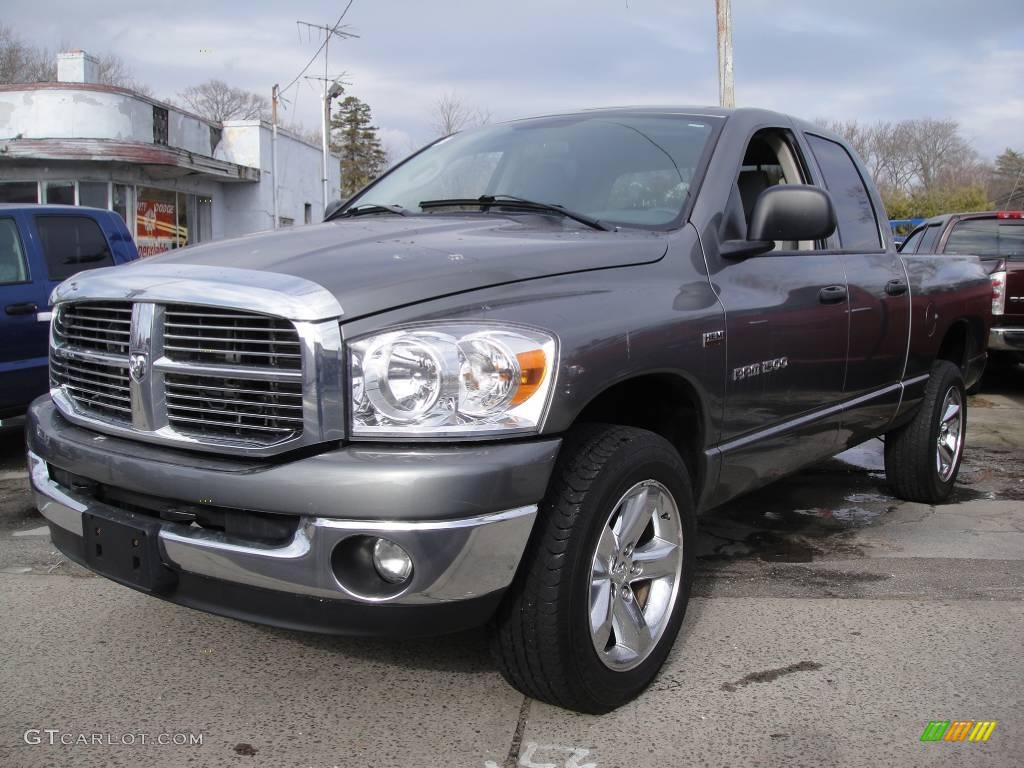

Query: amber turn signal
[[511, 349, 547, 406]]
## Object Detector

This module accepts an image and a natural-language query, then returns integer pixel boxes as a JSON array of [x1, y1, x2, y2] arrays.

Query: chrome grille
[[54, 302, 132, 356], [50, 300, 319, 453], [50, 355, 132, 421], [165, 374, 304, 441], [51, 302, 133, 425], [163, 306, 302, 370]]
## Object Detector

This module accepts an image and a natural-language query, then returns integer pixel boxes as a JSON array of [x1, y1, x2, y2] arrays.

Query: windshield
[[944, 218, 1024, 259], [346, 113, 718, 229]]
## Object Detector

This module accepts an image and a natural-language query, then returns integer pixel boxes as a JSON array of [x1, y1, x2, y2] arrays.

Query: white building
[[0, 50, 340, 255]]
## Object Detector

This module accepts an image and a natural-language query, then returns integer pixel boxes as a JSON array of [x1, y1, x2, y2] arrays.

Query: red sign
[[136, 199, 181, 256]]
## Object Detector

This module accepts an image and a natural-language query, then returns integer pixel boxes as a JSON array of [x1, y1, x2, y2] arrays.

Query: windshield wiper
[[333, 203, 409, 219], [418, 195, 608, 231]]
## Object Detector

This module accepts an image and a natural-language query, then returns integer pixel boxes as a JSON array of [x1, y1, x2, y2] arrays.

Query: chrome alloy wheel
[[588, 480, 684, 671], [936, 386, 964, 483]]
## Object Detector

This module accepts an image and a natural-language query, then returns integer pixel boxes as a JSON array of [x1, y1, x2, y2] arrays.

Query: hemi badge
[[703, 330, 725, 347]]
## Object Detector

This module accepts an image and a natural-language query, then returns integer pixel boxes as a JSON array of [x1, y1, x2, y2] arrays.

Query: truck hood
[[128, 216, 667, 320]]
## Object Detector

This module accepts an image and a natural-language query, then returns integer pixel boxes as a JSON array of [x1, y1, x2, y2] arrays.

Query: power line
[[280, 0, 357, 97]]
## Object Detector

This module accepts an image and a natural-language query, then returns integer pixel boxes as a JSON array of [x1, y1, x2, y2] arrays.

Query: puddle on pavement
[[698, 438, 1022, 564]]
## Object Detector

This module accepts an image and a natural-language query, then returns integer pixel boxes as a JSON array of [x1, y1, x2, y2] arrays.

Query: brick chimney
[[57, 51, 100, 84]]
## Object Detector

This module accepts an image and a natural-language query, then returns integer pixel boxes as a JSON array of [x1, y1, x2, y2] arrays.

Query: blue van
[[1, 205, 139, 419]]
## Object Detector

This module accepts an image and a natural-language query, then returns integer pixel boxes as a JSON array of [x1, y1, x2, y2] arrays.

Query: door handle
[[885, 278, 908, 296], [4, 302, 38, 316], [818, 285, 847, 304]]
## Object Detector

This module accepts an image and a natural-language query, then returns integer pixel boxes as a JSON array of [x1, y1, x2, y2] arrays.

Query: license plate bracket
[[82, 510, 177, 593]]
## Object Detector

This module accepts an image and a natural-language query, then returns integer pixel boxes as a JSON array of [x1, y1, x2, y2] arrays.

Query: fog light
[[371, 538, 413, 584]]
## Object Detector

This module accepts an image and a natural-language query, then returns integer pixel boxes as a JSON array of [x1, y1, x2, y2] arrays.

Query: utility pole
[[715, 0, 735, 108], [271, 83, 279, 229], [296, 20, 358, 211], [306, 75, 347, 209]]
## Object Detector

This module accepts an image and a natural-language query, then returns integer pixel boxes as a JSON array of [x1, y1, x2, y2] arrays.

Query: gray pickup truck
[[27, 107, 991, 713]]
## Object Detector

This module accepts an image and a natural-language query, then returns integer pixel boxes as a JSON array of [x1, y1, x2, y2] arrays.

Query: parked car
[[1, 205, 138, 419], [900, 211, 1023, 372], [26, 108, 991, 713], [889, 217, 926, 249]]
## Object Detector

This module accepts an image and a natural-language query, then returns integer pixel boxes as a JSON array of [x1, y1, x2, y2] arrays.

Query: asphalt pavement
[[1, 366, 1022, 768]]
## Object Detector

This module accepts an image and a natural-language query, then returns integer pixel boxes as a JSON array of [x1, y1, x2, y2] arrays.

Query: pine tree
[[329, 95, 388, 199], [991, 148, 1024, 210]]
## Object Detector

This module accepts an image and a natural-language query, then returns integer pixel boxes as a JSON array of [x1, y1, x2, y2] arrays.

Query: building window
[[279, 217, 294, 227], [136, 187, 203, 255], [197, 196, 213, 243], [113, 184, 132, 227], [210, 126, 222, 152], [304, 203, 312, 224], [153, 106, 169, 146], [79, 181, 110, 209], [0, 182, 39, 204], [44, 181, 75, 205], [136, 186, 178, 256]]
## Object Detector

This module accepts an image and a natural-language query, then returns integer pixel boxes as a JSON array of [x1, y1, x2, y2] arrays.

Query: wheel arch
[[568, 371, 708, 502], [935, 317, 984, 374]]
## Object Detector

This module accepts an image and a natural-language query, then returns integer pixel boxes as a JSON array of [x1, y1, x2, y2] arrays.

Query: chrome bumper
[[989, 327, 1024, 352], [28, 450, 536, 606]]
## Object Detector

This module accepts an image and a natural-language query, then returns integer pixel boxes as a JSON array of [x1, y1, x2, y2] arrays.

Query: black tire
[[885, 361, 966, 503], [489, 423, 695, 713]]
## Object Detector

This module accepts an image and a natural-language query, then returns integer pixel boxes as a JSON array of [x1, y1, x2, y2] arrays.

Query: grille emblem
[[129, 352, 148, 383]]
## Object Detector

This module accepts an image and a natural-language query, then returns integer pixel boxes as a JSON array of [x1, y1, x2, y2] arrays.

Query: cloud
[[6, 0, 1023, 158]]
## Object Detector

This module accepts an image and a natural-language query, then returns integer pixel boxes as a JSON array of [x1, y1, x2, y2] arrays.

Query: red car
[[901, 211, 1024, 373]]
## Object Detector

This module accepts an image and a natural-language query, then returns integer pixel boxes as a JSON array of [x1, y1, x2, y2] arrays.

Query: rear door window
[[918, 224, 944, 253], [805, 134, 881, 251], [899, 227, 925, 254], [944, 218, 1024, 259], [35, 215, 114, 281], [0, 218, 30, 285]]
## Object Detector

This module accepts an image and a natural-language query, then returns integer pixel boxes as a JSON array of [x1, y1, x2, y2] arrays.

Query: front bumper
[[27, 397, 561, 635], [989, 327, 1024, 352]]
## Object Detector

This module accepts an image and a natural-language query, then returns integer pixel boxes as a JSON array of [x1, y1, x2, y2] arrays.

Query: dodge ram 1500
[[27, 107, 992, 713]]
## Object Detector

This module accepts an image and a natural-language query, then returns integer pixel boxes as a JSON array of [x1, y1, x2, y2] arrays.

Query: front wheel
[[885, 361, 966, 503], [489, 424, 695, 713]]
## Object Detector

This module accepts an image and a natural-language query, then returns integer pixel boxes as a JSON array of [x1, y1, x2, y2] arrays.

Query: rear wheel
[[489, 424, 695, 713], [885, 361, 966, 503]]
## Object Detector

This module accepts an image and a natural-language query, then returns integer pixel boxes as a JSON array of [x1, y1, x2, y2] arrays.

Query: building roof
[[0, 138, 259, 182]]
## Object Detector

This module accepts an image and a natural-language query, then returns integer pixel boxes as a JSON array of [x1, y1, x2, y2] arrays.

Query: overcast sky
[[10, 0, 1023, 160]]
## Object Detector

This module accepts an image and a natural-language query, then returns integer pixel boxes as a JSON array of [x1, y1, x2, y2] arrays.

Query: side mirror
[[324, 199, 345, 221], [749, 185, 837, 242]]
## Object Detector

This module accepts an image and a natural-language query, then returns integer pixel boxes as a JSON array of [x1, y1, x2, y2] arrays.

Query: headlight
[[349, 323, 557, 437]]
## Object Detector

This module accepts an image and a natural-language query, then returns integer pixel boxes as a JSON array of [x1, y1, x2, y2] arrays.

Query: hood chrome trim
[[51, 263, 344, 322]]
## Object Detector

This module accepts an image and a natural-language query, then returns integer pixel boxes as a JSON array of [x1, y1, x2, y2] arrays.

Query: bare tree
[[870, 121, 916, 194], [0, 27, 151, 94], [904, 118, 975, 192], [815, 118, 872, 167], [92, 52, 152, 95], [814, 116, 985, 197], [0, 26, 59, 83], [177, 79, 269, 122], [430, 91, 491, 137], [282, 121, 322, 147]]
